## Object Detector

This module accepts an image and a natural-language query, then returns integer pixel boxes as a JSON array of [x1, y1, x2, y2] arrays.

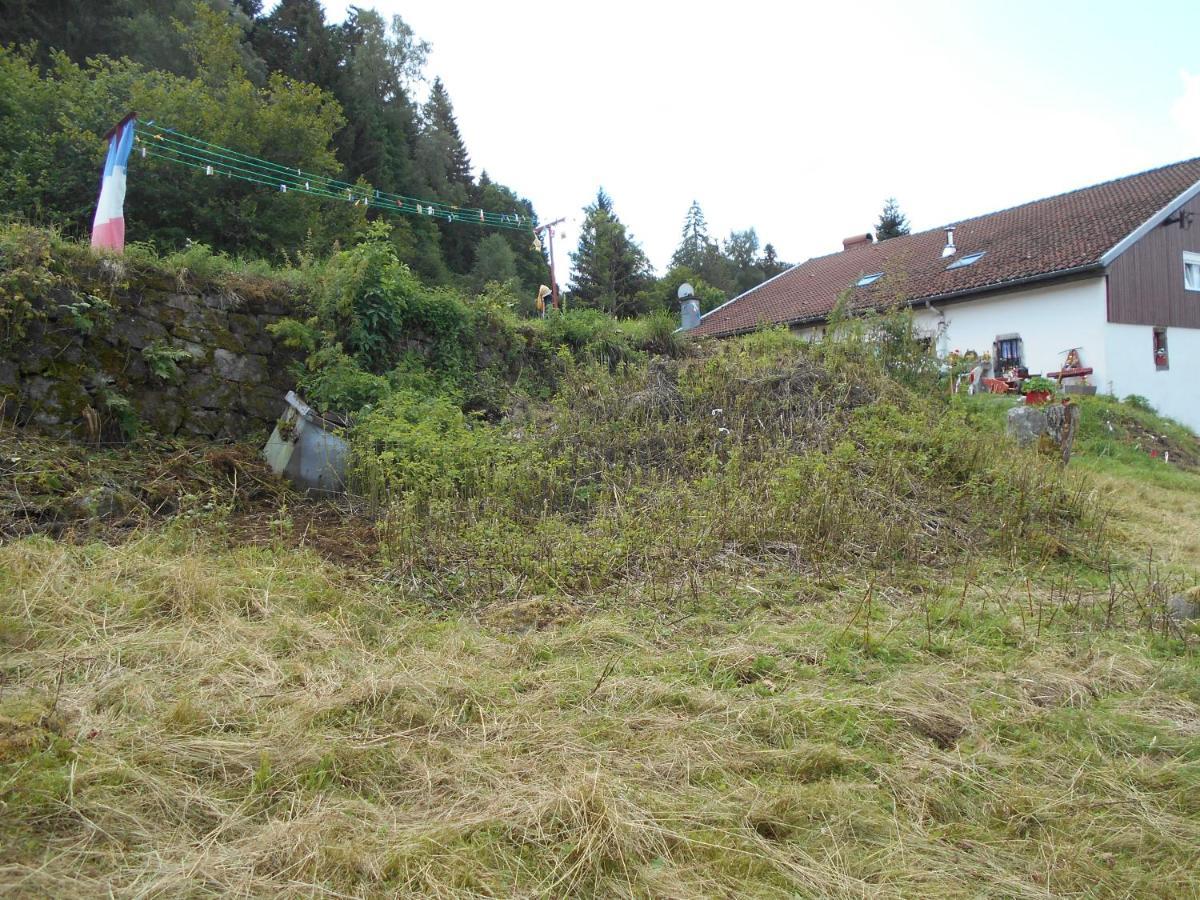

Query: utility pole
[[535, 217, 566, 310]]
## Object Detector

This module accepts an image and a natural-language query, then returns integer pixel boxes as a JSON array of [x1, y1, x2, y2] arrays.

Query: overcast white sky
[[313, 0, 1200, 274]]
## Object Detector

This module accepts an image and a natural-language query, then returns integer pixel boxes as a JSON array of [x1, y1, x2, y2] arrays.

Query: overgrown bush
[[348, 319, 1101, 602], [351, 388, 523, 506], [541, 308, 633, 370]]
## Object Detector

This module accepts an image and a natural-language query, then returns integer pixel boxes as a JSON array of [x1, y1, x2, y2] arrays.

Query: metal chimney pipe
[[941, 226, 957, 258]]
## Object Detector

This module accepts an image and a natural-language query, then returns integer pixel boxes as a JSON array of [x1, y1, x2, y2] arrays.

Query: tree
[[569, 188, 653, 317], [670, 199, 712, 271], [875, 197, 910, 241], [0, 0, 265, 81], [637, 266, 727, 317], [421, 77, 471, 187], [0, 1, 546, 284], [252, 0, 342, 90], [724, 227, 766, 294], [759, 243, 789, 279], [470, 232, 517, 291], [0, 32, 350, 259]]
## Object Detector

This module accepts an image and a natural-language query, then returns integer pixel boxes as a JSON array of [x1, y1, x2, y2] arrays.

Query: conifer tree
[[570, 188, 653, 317], [422, 77, 472, 186], [759, 243, 788, 279], [875, 197, 910, 241], [671, 200, 712, 270]]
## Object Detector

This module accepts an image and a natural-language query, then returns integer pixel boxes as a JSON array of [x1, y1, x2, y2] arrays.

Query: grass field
[[2, 352, 1198, 897]]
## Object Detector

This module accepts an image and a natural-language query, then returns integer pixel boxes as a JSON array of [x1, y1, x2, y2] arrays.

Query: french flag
[[91, 114, 137, 252]]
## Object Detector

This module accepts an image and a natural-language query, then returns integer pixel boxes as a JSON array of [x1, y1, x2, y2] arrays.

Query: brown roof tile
[[691, 157, 1200, 338]]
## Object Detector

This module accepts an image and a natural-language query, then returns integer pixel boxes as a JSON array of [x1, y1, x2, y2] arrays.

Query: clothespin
[[205, 165, 213, 175], [280, 184, 287, 192]]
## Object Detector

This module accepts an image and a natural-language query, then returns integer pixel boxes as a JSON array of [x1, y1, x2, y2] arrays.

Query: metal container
[[261, 391, 349, 495]]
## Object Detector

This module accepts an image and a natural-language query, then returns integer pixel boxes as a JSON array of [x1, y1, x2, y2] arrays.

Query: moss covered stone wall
[[0, 274, 301, 442]]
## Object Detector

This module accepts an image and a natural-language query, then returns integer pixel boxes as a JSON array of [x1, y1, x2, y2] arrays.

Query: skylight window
[[947, 251, 986, 270], [856, 272, 884, 286]]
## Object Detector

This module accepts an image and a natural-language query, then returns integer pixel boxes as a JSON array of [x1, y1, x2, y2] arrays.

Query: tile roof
[[691, 157, 1200, 338]]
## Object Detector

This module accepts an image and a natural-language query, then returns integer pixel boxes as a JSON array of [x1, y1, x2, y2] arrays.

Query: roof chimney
[[941, 226, 956, 258], [842, 233, 874, 252]]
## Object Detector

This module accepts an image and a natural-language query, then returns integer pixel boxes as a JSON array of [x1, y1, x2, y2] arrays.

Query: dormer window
[[856, 272, 884, 287], [947, 251, 986, 270]]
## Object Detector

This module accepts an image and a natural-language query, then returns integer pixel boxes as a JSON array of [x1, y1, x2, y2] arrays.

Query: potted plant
[[1021, 375, 1056, 405]]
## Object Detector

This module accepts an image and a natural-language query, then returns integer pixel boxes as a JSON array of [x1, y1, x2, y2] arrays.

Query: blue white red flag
[[91, 115, 137, 252]]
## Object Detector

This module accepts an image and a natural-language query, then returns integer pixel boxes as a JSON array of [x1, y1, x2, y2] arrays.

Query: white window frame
[[1184, 251, 1200, 292]]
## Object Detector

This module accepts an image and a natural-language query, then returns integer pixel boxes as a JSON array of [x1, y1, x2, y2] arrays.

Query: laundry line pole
[[536, 217, 566, 310]]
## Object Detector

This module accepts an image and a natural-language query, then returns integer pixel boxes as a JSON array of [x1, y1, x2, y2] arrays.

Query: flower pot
[[1024, 390, 1051, 406]]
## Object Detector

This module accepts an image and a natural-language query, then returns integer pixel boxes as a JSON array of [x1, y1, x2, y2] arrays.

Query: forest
[[0, 0, 801, 319]]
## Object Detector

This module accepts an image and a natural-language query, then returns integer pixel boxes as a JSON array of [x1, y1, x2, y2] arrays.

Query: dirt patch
[[480, 596, 583, 631], [893, 705, 970, 749], [0, 428, 381, 568]]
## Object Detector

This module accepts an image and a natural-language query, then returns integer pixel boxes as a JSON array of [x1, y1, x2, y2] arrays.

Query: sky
[[311, 0, 1200, 277]]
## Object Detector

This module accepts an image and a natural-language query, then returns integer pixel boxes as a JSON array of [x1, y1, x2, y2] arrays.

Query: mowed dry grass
[[2, 492, 1198, 899], [1085, 465, 1200, 574]]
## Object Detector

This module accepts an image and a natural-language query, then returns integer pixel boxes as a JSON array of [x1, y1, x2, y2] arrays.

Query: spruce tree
[[875, 197, 910, 241], [422, 77, 472, 186], [759, 244, 788, 279], [671, 200, 711, 270], [569, 189, 653, 317]]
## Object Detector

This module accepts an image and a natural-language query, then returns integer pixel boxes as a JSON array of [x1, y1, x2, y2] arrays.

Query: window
[[994, 333, 1023, 373], [1153, 327, 1169, 370], [947, 251, 986, 270], [856, 272, 883, 287], [1184, 251, 1200, 291]]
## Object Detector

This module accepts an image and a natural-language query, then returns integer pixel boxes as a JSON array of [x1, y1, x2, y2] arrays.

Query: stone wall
[[0, 275, 302, 441]]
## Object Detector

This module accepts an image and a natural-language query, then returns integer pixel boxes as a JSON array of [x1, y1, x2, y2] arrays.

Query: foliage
[[670, 199, 714, 271], [875, 197, 911, 241], [469, 233, 518, 292], [295, 346, 392, 412], [568, 188, 654, 317], [637, 265, 728, 316], [3, 302, 1198, 896], [1020, 375, 1057, 394], [621, 309, 685, 357], [962, 392, 1200, 487], [351, 387, 520, 504], [141, 341, 192, 382], [1122, 393, 1154, 412], [541, 308, 633, 370], [0, 224, 57, 346], [0, 2, 547, 290]]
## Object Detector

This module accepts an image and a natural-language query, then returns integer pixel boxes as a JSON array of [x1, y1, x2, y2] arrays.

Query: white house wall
[[781, 275, 1197, 430], [1103, 323, 1200, 431], [912, 276, 1110, 381]]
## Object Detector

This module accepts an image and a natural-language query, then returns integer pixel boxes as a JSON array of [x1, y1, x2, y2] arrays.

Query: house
[[688, 157, 1200, 431]]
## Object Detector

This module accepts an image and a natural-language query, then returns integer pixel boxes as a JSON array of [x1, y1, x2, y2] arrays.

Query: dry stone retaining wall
[[0, 276, 302, 441]]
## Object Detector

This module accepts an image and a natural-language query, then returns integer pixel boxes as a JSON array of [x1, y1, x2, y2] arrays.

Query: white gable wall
[[1104, 323, 1200, 430], [911, 276, 1110, 383]]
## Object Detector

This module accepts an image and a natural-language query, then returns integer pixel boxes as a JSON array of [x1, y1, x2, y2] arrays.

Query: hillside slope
[[2, 333, 1198, 898]]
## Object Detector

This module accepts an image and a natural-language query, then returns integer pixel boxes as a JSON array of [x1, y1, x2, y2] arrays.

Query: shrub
[[542, 309, 633, 370], [351, 388, 523, 505], [623, 309, 684, 357], [297, 347, 392, 413]]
